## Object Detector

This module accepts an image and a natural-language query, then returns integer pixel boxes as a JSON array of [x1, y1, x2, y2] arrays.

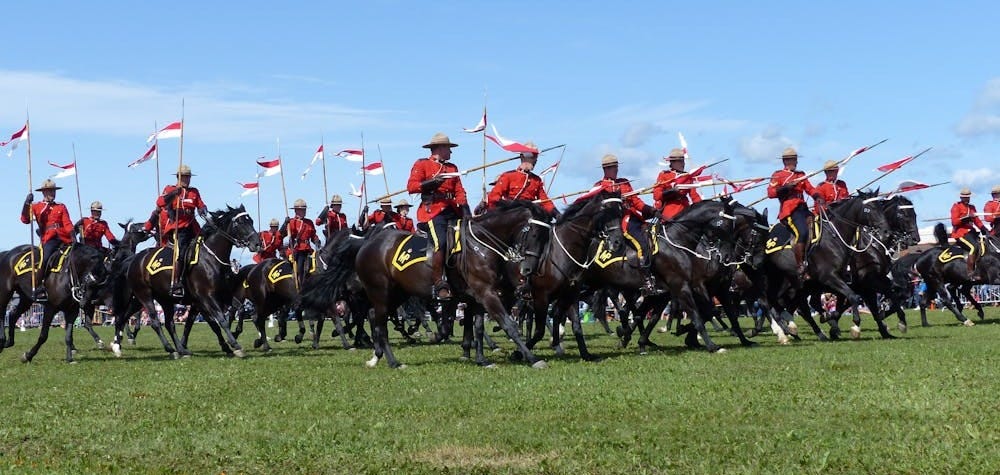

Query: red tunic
[[406, 158, 468, 223], [78, 217, 117, 249], [951, 201, 984, 239], [143, 209, 170, 246], [487, 169, 555, 213], [156, 185, 206, 234], [767, 169, 818, 220], [394, 215, 416, 233], [595, 177, 653, 232], [315, 210, 348, 236], [21, 201, 74, 244], [653, 170, 702, 219], [813, 179, 850, 213], [255, 229, 284, 262], [984, 199, 1000, 230], [286, 216, 319, 252], [366, 209, 391, 226]]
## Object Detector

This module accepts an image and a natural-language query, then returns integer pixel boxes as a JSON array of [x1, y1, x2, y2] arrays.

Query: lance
[[377, 144, 391, 197], [701, 176, 770, 201], [359, 132, 367, 218], [854, 147, 932, 193], [320, 135, 329, 204], [534, 187, 600, 205], [24, 114, 38, 295], [71, 143, 84, 221], [746, 139, 889, 207], [368, 144, 566, 203], [169, 100, 186, 291], [625, 158, 729, 197], [545, 145, 566, 194], [920, 214, 989, 222], [277, 138, 289, 218], [879, 181, 949, 198]]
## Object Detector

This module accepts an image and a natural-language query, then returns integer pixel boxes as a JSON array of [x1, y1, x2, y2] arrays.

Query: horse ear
[[119, 222, 127, 230]]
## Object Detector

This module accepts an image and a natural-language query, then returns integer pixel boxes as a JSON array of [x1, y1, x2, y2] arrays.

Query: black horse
[[764, 192, 893, 341], [302, 200, 552, 368], [109, 205, 261, 359], [503, 191, 625, 361]]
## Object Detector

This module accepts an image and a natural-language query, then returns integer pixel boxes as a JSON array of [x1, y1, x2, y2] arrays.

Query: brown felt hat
[[330, 194, 343, 205], [269, 218, 280, 227], [600, 154, 619, 168], [822, 160, 839, 171], [991, 185, 1000, 194], [291, 198, 307, 209], [35, 179, 62, 191], [395, 199, 411, 209], [423, 132, 459, 149], [959, 188, 972, 197], [781, 147, 798, 160], [666, 148, 686, 161]]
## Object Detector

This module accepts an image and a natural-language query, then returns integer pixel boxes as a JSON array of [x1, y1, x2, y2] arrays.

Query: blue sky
[[3, 1, 1000, 257]]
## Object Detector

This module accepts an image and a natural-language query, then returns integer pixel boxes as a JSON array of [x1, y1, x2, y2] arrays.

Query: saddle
[[764, 218, 822, 255], [145, 238, 202, 275], [13, 244, 73, 276], [392, 220, 462, 272]]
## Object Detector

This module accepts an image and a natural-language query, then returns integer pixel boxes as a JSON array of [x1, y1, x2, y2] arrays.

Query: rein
[[465, 216, 550, 262]]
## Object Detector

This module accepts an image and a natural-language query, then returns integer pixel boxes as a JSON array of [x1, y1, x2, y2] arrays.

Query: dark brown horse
[[108, 205, 260, 359]]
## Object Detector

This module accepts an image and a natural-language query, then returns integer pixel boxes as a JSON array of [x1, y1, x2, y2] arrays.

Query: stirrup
[[170, 284, 185, 298], [71, 286, 84, 302], [32, 287, 48, 303]]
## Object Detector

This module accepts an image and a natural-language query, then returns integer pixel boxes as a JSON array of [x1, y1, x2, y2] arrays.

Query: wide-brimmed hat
[[35, 179, 62, 191], [600, 153, 619, 168], [822, 160, 839, 171], [780, 147, 799, 160], [291, 198, 307, 209], [175, 164, 195, 176], [395, 199, 411, 209], [992, 185, 1000, 194], [378, 197, 392, 206], [90, 201, 103, 211], [330, 194, 343, 205], [423, 132, 459, 149], [959, 188, 972, 197], [269, 218, 280, 227], [665, 148, 686, 161]]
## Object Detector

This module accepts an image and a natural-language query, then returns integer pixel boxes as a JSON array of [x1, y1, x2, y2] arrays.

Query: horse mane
[[933, 222, 950, 248], [202, 205, 247, 235], [555, 191, 617, 225], [477, 199, 548, 223]]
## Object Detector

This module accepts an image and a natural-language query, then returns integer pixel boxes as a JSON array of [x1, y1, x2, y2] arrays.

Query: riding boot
[[967, 255, 978, 281], [32, 269, 49, 302], [431, 249, 451, 300], [793, 242, 809, 280], [171, 251, 186, 298], [639, 254, 661, 297]]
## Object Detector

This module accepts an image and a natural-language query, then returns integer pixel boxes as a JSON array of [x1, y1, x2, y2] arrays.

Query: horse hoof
[[459, 355, 469, 361], [963, 320, 975, 327], [553, 346, 565, 357], [20, 353, 31, 363], [396, 364, 408, 370], [170, 352, 180, 360], [112, 344, 122, 357], [897, 323, 907, 333], [656, 326, 668, 333], [482, 363, 497, 369], [778, 336, 790, 345], [347, 347, 357, 352], [233, 349, 246, 358], [96, 340, 105, 350], [714, 347, 727, 354], [67, 359, 78, 365], [365, 356, 379, 368], [71, 349, 78, 357], [850, 325, 862, 339], [127, 339, 136, 346], [491, 347, 502, 353], [253, 339, 263, 349], [786, 321, 799, 336], [531, 360, 548, 369], [294, 335, 303, 344]]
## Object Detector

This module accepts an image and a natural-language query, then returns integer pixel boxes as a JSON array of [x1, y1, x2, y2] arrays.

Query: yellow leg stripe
[[428, 221, 440, 251], [785, 217, 800, 242], [624, 231, 643, 260]]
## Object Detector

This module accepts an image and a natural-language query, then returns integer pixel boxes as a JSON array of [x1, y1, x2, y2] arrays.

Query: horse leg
[[933, 285, 971, 325], [312, 313, 325, 349], [472, 312, 493, 367], [684, 290, 723, 353], [202, 303, 245, 358], [367, 301, 402, 369], [156, 304, 185, 358], [293, 307, 307, 344], [963, 285, 985, 320], [21, 305, 59, 363], [64, 309, 82, 363], [460, 309, 473, 360], [5, 296, 33, 349], [719, 295, 757, 347], [333, 312, 354, 350], [562, 298, 600, 362], [252, 307, 272, 352]]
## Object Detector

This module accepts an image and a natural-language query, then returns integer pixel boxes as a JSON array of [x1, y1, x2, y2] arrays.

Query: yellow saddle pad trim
[[451, 219, 462, 254], [268, 261, 295, 284], [145, 238, 202, 275], [13, 249, 41, 276], [50, 246, 72, 273], [392, 234, 428, 272], [938, 248, 966, 263], [593, 240, 625, 269]]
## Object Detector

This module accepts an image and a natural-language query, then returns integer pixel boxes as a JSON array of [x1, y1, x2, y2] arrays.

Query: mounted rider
[[951, 188, 989, 279], [360, 197, 395, 231], [406, 132, 470, 300], [156, 164, 209, 298], [393, 199, 416, 233], [653, 148, 702, 219], [767, 147, 824, 279], [315, 194, 348, 239], [984, 185, 1000, 237], [596, 153, 660, 296], [74, 201, 120, 251], [813, 160, 849, 214], [20, 179, 75, 302], [254, 218, 284, 263], [281, 199, 321, 286], [486, 141, 559, 219]]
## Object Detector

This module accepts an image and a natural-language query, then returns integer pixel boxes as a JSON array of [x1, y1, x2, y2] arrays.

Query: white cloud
[[597, 101, 748, 136], [620, 122, 664, 147], [955, 78, 1000, 137], [952, 167, 1000, 188], [0, 70, 398, 143], [739, 126, 795, 162]]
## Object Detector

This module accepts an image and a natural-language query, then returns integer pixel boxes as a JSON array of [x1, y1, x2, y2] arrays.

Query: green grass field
[[1, 307, 999, 474]]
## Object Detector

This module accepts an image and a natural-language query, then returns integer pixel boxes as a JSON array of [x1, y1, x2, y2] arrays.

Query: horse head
[[473, 199, 552, 278], [830, 191, 892, 244], [883, 195, 920, 248], [727, 198, 770, 268], [206, 204, 262, 252], [557, 190, 626, 254]]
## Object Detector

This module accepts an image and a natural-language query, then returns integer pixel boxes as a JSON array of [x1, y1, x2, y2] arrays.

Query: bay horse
[[302, 200, 552, 368], [109, 205, 261, 359], [504, 191, 624, 361], [764, 192, 893, 341]]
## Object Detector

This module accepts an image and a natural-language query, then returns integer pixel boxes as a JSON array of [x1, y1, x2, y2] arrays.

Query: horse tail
[[299, 238, 360, 318], [933, 223, 949, 248]]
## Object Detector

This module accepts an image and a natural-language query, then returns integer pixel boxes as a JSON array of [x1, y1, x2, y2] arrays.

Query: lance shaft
[[855, 147, 932, 192]]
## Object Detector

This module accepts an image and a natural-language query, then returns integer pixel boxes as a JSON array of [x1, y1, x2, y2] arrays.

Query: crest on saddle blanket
[[145, 238, 203, 275], [593, 226, 659, 269], [390, 221, 462, 272], [13, 246, 72, 276], [937, 247, 967, 263], [764, 219, 822, 255]]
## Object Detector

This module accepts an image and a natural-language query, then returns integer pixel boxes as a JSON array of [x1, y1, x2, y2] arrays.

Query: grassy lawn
[[1, 307, 999, 474]]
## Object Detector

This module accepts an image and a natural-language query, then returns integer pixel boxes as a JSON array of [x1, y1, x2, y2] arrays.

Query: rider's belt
[[421, 192, 455, 202]]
